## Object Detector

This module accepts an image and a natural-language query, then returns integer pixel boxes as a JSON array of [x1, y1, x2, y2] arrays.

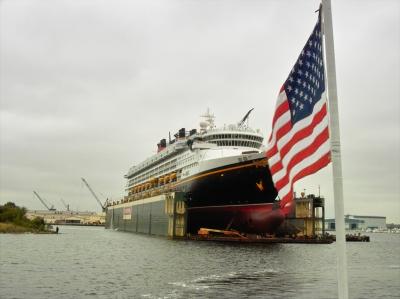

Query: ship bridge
[[198, 108, 264, 150], [202, 127, 264, 149]]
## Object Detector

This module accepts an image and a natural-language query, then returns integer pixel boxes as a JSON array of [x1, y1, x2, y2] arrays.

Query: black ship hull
[[175, 157, 285, 233]]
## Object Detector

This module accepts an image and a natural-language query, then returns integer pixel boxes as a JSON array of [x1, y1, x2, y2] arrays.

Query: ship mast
[[200, 108, 216, 131]]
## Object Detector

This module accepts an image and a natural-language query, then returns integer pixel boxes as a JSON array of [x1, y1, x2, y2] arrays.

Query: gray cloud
[[1, 0, 399, 222]]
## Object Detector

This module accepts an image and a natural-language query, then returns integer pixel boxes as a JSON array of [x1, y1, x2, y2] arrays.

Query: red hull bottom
[[187, 203, 285, 234]]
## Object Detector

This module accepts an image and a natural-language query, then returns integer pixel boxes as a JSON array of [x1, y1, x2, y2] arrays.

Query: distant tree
[[0, 202, 28, 223], [0, 202, 49, 232], [30, 217, 45, 230], [4, 202, 16, 208]]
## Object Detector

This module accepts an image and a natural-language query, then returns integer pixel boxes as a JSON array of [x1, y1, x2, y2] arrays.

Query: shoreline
[[0, 222, 55, 234]]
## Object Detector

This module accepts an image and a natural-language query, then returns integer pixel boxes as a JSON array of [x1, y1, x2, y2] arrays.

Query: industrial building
[[26, 210, 105, 225], [325, 215, 387, 231]]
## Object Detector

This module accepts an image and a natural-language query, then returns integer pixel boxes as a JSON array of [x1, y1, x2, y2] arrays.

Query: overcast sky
[[1, 0, 399, 222]]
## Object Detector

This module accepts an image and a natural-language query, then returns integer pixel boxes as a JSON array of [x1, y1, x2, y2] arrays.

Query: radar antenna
[[200, 108, 216, 130], [238, 108, 254, 128]]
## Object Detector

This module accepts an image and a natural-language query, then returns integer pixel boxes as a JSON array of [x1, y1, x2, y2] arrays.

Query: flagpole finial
[[315, 3, 322, 13]]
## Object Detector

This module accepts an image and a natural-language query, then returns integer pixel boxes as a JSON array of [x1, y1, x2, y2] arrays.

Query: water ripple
[[0, 227, 399, 299]]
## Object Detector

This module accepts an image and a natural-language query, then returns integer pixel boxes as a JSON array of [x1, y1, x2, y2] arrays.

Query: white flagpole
[[321, 1, 349, 298]]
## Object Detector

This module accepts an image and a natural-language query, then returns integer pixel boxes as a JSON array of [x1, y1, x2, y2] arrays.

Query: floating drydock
[[105, 192, 187, 238], [105, 192, 333, 242]]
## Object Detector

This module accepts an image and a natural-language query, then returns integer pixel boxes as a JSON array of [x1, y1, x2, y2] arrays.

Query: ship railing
[[124, 182, 177, 203], [206, 125, 260, 134]]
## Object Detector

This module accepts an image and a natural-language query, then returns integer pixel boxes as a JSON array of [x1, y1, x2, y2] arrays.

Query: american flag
[[267, 11, 330, 215]]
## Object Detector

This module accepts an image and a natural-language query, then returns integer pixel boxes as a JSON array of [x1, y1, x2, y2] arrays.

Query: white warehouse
[[325, 215, 387, 231], [350, 215, 386, 230]]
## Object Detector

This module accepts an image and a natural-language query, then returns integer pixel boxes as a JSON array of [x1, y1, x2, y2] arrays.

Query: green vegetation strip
[[0, 202, 54, 234]]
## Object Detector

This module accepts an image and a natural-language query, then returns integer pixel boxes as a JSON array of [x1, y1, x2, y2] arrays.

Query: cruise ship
[[108, 109, 285, 234]]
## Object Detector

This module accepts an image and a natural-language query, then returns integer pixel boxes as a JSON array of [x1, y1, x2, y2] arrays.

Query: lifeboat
[[170, 172, 177, 182], [149, 178, 156, 188]]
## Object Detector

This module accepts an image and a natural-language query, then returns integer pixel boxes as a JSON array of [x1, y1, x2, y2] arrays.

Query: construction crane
[[60, 198, 70, 212], [33, 191, 56, 211], [81, 178, 106, 212]]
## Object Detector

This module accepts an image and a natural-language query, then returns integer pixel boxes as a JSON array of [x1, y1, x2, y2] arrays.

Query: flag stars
[[283, 19, 324, 123]]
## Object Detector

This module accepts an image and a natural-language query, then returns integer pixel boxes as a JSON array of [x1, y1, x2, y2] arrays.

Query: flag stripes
[[267, 91, 330, 212]]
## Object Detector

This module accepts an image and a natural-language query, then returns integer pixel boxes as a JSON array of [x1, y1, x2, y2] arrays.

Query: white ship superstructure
[[119, 109, 266, 203]]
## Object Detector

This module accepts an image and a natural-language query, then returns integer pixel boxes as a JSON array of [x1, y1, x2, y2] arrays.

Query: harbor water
[[1, 226, 399, 299]]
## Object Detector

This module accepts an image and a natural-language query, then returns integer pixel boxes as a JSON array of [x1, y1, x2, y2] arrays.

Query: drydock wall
[[105, 192, 186, 237]]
